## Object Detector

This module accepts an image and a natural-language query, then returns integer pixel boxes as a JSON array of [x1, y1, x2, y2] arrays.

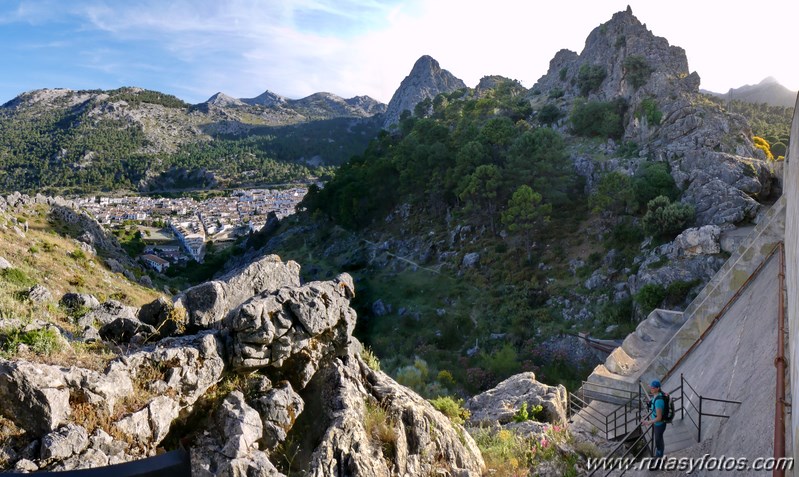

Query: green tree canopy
[[501, 185, 552, 260]]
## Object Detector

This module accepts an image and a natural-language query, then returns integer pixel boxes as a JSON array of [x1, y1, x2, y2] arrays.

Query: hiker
[[643, 379, 667, 458]]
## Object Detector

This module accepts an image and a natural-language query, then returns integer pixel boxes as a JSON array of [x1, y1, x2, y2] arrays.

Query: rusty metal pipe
[[774, 242, 786, 477]]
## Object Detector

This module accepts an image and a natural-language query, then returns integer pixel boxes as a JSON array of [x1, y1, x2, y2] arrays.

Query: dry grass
[[0, 207, 160, 309], [363, 398, 398, 463], [0, 415, 27, 467], [0, 206, 162, 363]]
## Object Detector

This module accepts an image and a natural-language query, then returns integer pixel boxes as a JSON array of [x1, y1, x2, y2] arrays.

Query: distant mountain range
[[703, 77, 797, 108], [201, 90, 386, 122]]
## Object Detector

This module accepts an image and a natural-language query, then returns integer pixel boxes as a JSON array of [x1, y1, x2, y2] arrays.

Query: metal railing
[[587, 421, 654, 477], [580, 375, 742, 476], [679, 374, 741, 442], [569, 381, 647, 441]]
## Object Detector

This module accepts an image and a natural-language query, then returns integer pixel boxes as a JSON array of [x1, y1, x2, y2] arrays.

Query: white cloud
[[3, 0, 797, 103]]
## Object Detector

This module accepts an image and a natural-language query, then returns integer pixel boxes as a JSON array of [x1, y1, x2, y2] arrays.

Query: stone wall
[[784, 93, 799, 476]]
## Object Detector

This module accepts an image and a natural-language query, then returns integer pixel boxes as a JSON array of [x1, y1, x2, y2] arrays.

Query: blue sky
[[1, 0, 797, 105]]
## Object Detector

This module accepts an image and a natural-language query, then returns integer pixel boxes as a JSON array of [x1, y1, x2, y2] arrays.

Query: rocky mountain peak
[[383, 54, 466, 128], [534, 7, 694, 102], [344, 95, 387, 116], [240, 89, 287, 107], [204, 92, 245, 108]]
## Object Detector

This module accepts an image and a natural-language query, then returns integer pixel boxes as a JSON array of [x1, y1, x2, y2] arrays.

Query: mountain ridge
[[702, 76, 797, 108]]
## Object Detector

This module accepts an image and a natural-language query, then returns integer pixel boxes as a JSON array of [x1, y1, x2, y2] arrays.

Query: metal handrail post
[[698, 396, 703, 441], [680, 373, 685, 420], [624, 401, 628, 435]]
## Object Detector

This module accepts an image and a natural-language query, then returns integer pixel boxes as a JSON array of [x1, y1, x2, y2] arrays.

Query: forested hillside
[[0, 87, 382, 194], [255, 8, 789, 398]]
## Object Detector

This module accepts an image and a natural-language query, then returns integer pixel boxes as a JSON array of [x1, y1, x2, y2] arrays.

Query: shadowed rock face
[[383, 55, 467, 128], [0, 255, 485, 476]]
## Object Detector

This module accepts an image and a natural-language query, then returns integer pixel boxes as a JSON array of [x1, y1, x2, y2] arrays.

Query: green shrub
[[429, 396, 471, 425], [394, 357, 429, 393], [642, 195, 695, 238], [2, 327, 63, 356], [0, 268, 35, 287], [559, 67, 568, 81], [480, 344, 520, 378], [570, 99, 627, 140], [549, 88, 564, 99], [635, 283, 667, 315], [577, 64, 607, 96], [618, 140, 639, 158], [537, 104, 562, 125], [771, 142, 787, 159], [636, 98, 662, 125], [69, 249, 88, 261], [513, 402, 544, 422], [632, 162, 679, 209], [623, 56, 653, 89], [665, 279, 701, 306], [590, 172, 635, 214]]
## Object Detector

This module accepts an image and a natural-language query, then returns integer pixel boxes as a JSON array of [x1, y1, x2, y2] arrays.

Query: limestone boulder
[[191, 391, 284, 477], [465, 372, 568, 426], [60, 293, 100, 312], [0, 360, 72, 435], [27, 284, 53, 303], [99, 317, 157, 343], [672, 225, 721, 257], [78, 300, 138, 328], [229, 274, 356, 389], [40, 424, 89, 461], [672, 151, 775, 227], [254, 382, 304, 449], [217, 391, 263, 459], [175, 254, 301, 330]]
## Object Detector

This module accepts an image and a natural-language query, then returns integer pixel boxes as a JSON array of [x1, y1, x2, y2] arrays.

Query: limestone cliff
[[383, 55, 467, 128], [534, 6, 777, 228]]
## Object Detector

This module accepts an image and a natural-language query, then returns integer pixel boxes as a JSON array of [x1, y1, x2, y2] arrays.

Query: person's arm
[[643, 398, 663, 425]]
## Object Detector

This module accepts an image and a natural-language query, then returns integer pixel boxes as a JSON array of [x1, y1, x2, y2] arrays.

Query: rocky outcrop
[[0, 256, 484, 476], [465, 372, 568, 426], [49, 204, 134, 266], [383, 55, 466, 128], [60, 293, 101, 312], [229, 273, 356, 388], [533, 8, 776, 228], [672, 225, 721, 256], [671, 151, 775, 227], [175, 254, 301, 329], [306, 356, 484, 477]]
